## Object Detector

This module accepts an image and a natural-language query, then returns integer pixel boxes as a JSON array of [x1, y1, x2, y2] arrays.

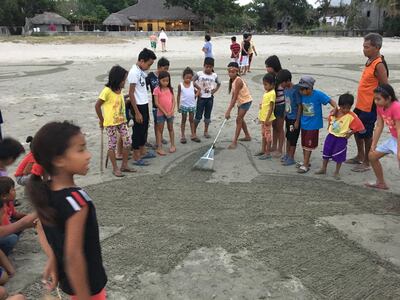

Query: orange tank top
[[356, 56, 383, 112], [232, 77, 252, 106]]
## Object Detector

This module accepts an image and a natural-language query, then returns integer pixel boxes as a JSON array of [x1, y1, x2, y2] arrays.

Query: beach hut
[[103, 13, 132, 31], [30, 12, 71, 32], [114, 0, 197, 31]]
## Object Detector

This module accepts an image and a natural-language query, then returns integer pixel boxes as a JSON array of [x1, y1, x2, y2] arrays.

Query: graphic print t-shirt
[[128, 64, 148, 105], [328, 112, 365, 138], [377, 101, 400, 138], [193, 71, 220, 99], [301, 89, 331, 130]]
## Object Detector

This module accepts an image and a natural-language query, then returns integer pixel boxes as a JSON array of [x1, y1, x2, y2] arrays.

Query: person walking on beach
[[346, 33, 389, 172], [28, 121, 107, 300], [202, 34, 213, 58], [159, 29, 168, 52], [247, 34, 257, 73], [240, 33, 250, 75], [225, 62, 252, 149], [128, 48, 157, 166], [149, 33, 157, 52], [230, 36, 241, 64]]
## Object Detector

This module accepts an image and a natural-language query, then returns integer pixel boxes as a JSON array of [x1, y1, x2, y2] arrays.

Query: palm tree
[[375, 0, 400, 15]]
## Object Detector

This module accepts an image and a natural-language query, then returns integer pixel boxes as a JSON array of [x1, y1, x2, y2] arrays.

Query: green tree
[[0, 0, 56, 26]]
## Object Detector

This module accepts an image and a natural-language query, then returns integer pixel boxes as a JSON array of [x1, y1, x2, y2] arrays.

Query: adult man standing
[[128, 48, 157, 166], [346, 33, 389, 172]]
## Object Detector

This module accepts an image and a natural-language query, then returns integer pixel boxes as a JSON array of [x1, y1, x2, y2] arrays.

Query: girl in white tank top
[[177, 67, 200, 143]]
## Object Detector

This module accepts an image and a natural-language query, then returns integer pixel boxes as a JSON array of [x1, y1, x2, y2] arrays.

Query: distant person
[[230, 36, 241, 64], [315, 94, 364, 180], [149, 33, 157, 52], [193, 57, 221, 141], [95, 65, 135, 177], [257, 73, 276, 160], [202, 34, 213, 58], [146, 57, 170, 148], [296, 76, 338, 174], [177, 67, 199, 144], [265, 55, 285, 158], [367, 84, 400, 190], [240, 33, 250, 75], [159, 28, 168, 52], [276, 69, 302, 166], [153, 71, 176, 155], [27, 121, 107, 299], [224, 62, 252, 149], [128, 48, 157, 166], [247, 34, 257, 73], [346, 33, 389, 172]]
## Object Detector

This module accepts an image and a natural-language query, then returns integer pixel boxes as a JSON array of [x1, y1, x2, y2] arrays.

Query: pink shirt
[[377, 101, 400, 138], [153, 86, 174, 117]]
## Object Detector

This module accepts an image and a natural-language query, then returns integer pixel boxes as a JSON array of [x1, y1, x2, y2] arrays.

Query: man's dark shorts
[[354, 107, 377, 139]]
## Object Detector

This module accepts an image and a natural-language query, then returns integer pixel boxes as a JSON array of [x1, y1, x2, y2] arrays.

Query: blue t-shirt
[[300, 89, 331, 130], [203, 41, 213, 58], [285, 86, 302, 120]]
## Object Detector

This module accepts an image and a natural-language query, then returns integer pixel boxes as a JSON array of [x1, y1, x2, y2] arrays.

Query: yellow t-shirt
[[258, 90, 276, 122], [98, 87, 127, 127]]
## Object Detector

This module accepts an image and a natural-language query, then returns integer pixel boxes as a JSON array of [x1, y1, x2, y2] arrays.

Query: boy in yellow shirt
[[257, 73, 276, 160]]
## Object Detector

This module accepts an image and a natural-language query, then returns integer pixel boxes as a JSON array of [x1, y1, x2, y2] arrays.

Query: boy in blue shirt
[[202, 34, 213, 58], [297, 76, 337, 173], [276, 70, 302, 166]]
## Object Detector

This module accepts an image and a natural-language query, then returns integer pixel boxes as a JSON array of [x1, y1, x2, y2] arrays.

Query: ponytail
[[27, 175, 56, 225]]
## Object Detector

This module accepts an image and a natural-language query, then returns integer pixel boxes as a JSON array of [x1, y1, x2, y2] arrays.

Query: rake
[[193, 119, 227, 171]]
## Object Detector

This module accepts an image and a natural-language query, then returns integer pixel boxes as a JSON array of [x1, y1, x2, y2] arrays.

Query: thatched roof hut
[[31, 12, 71, 26], [103, 13, 132, 27]]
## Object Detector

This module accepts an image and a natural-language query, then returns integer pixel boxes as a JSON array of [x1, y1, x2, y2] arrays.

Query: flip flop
[[351, 165, 371, 172], [133, 159, 150, 166], [121, 168, 136, 173], [345, 158, 362, 165], [365, 182, 389, 190], [282, 158, 296, 166], [180, 137, 187, 144], [191, 137, 201, 143], [112, 171, 125, 177], [115, 157, 123, 161], [156, 150, 167, 156], [238, 137, 252, 142], [297, 165, 310, 174], [258, 154, 272, 160], [254, 151, 264, 156], [142, 151, 156, 159]]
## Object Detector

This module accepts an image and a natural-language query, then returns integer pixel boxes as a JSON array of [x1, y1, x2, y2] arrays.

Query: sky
[[237, 0, 351, 7]]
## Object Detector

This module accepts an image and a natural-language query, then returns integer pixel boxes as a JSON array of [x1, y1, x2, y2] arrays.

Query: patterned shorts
[[261, 123, 272, 143], [106, 123, 131, 151], [180, 106, 196, 114]]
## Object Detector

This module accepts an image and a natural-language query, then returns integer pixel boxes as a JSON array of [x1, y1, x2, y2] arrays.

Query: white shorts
[[240, 55, 249, 67], [231, 57, 240, 64], [376, 136, 398, 154]]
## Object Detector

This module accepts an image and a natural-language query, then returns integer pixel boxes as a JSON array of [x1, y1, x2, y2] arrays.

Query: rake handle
[[211, 118, 227, 148]]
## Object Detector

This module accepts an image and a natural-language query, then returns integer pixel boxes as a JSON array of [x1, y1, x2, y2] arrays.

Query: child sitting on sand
[[297, 76, 338, 174], [193, 57, 221, 141], [14, 136, 44, 186], [0, 138, 25, 177], [95, 65, 135, 177], [315, 93, 365, 180], [0, 177, 26, 226], [154, 71, 176, 155], [367, 84, 400, 190], [177, 67, 199, 144], [257, 74, 276, 160]]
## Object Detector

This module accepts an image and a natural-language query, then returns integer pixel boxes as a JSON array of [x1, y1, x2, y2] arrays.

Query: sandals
[[345, 157, 362, 165], [365, 182, 389, 190], [351, 165, 371, 172], [297, 165, 310, 173], [238, 137, 252, 142], [180, 137, 187, 144], [121, 168, 136, 173], [191, 137, 201, 143], [282, 158, 296, 166], [133, 159, 149, 166], [112, 171, 125, 177], [142, 151, 156, 159], [258, 154, 272, 160], [254, 151, 264, 157]]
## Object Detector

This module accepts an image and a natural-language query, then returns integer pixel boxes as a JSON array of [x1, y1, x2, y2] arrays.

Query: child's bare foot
[[227, 143, 237, 150], [156, 149, 167, 156], [272, 151, 282, 158], [169, 146, 176, 153], [333, 172, 341, 180], [314, 169, 326, 175]]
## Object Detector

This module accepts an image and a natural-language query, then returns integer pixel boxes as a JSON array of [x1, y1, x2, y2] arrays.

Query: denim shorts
[[354, 108, 376, 139], [274, 103, 285, 118], [239, 101, 252, 111], [157, 115, 174, 124]]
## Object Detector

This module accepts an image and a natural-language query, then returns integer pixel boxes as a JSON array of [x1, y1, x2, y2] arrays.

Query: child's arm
[[177, 84, 181, 111], [0, 213, 36, 237], [171, 93, 176, 117], [265, 102, 274, 125], [22, 162, 33, 176], [12, 210, 26, 220], [295, 102, 302, 130], [0, 248, 15, 277], [94, 99, 104, 129], [225, 78, 243, 120], [36, 220, 58, 290], [154, 95, 168, 116], [211, 77, 221, 95], [65, 206, 91, 299], [371, 115, 384, 152], [396, 120, 400, 164], [252, 44, 257, 56], [129, 83, 143, 124]]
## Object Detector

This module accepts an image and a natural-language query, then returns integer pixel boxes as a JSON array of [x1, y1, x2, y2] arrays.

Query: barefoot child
[[367, 84, 400, 190], [193, 57, 221, 141], [297, 76, 338, 173], [153, 71, 176, 155], [257, 74, 276, 160], [224, 62, 252, 149], [95, 65, 134, 177], [27, 121, 107, 299], [315, 94, 365, 180], [277, 70, 302, 166], [177, 67, 199, 144]]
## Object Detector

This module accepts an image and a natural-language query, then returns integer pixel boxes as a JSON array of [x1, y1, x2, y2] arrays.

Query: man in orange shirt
[[346, 33, 389, 172]]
